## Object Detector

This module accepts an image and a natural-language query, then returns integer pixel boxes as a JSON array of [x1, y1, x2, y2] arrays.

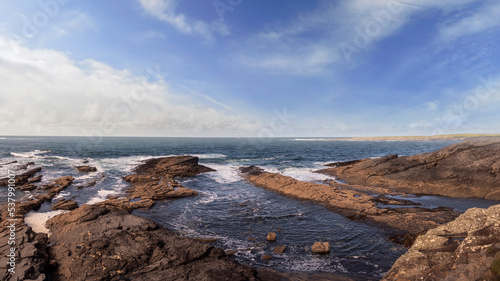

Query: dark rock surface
[[0, 166, 41, 186], [383, 204, 500, 281], [317, 138, 500, 200]]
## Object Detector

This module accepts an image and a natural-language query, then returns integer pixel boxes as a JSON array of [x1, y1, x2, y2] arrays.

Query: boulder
[[267, 232, 277, 241], [273, 246, 287, 253], [311, 242, 330, 254]]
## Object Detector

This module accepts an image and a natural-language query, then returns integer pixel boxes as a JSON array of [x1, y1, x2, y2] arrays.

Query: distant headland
[[328, 133, 500, 141]]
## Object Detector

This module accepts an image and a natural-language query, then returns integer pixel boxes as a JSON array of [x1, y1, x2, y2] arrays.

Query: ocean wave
[[204, 164, 241, 184], [25, 210, 67, 234], [11, 150, 50, 158], [263, 166, 333, 182], [192, 153, 227, 159]]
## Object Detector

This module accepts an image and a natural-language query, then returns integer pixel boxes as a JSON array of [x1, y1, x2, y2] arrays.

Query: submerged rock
[[383, 204, 500, 280], [267, 232, 277, 241]]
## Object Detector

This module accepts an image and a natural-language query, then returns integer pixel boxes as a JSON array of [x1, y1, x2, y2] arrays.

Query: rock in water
[[75, 166, 97, 173], [45, 204, 262, 281], [317, 138, 500, 200], [273, 246, 287, 253], [383, 204, 500, 280], [312, 242, 331, 254], [267, 232, 277, 241]]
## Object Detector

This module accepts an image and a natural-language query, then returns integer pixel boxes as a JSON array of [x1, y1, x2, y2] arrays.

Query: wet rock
[[318, 138, 500, 200], [273, 246, 287, 253], [75, 180, 97, 189], [194, 238, 219, 243], [239, 165, 264, 176], [262, 254, 272, 260], [267, 232, 277, 241], [0, 166, 42, 186], [122, 156, 213, 203], [312, 242, 330, 254], [18, 183, 37, 191], [383, 204, 500, 280], [45, 204, 263, 281], [52, 199, 79, 211], [76, 166, 97, 173], [224, 250, 238, 256], [28, 175, 42, 184]]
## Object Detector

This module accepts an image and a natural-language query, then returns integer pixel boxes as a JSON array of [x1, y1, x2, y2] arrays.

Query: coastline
[[0, 138, 499, 280], [307, 133, 500, 142]]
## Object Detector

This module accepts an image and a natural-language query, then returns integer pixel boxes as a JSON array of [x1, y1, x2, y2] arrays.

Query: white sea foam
[[11, 150, 50, 158], [204, 164, 241, 184], [263, 166, 333, 183], [192, 153, 227, 159], [25, 210, 67, 234], [54, 191, 71, 200], [86, 188, 121, 205]]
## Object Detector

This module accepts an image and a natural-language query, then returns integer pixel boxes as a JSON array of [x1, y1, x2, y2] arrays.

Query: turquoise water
[[0, 136, 496, 278]]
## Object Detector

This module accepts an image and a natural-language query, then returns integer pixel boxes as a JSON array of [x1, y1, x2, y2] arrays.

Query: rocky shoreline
[[1, 139, 499, 280]]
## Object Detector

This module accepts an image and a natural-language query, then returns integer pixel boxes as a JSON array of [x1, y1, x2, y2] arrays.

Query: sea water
[[1, 136, 498, 278]]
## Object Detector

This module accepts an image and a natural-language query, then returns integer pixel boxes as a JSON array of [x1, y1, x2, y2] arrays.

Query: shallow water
[[1, 136, 498, 278]]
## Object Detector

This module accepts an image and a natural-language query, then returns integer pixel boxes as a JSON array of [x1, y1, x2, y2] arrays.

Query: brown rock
[[0, 166, 42, 186], [267, 232, 277, 241], [262, 254, 272, 260], [52, 199, 79, 210], [311, 242, 330, 254], [76, 166, 97, 173], [224, 250, 238, 256], [383, 204, 500, 281], [45, 204, 264, 281], [133, 156, 215, 178], [317, 138, 500, 199], [273, 246, 287, 253]]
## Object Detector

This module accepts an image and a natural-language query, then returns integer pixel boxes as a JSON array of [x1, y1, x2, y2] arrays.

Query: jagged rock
[[311, 242, 330, 254], [317, 138, 500, 199], [45, 204, 263, 281], [52, 199, 78, 211], [0, 166, 42, 186], [383, 204, 500, 280], [75, 166, 97, 173], [241, 167, 460, 246], [123, 156, 213, 201], [224, 250, 238, 256]]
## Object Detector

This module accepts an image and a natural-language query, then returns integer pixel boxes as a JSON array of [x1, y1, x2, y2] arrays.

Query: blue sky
[[0, 0, 499, 137]]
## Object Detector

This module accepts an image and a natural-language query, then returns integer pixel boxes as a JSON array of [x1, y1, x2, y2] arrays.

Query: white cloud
[[234, 0, 482, 75], [438, 1, 500, 42], [137, 0, 229, 43], [0, 37, 259, 136]]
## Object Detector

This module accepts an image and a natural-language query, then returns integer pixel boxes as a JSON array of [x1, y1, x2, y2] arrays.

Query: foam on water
[[25, 210, 67, 234], [11, 150, 50, 158], [54, 191, 71, 200], [204, 164, 241, 184], [192, 153, 227, 159], [263, 165, 333, 183], [86, 186, 122, 205]]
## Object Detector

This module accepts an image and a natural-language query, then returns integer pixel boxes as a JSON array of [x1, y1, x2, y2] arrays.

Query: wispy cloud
[[137, 0, 229, 43], [438, 1, 500, 42], [234, 0, 483, 75], [0, 37, 258, 136]]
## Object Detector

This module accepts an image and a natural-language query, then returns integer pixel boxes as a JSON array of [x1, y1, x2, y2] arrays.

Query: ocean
[[1, 136, 498, 279]]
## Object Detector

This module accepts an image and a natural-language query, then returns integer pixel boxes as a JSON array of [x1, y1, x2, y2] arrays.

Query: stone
[[273, 246, 287, 253], [267, 232, 277, 241], [225, 250, 238, 256], [262, 254, 272, 260], [312, 242, 330, 254], [76, 166, 97, 173]]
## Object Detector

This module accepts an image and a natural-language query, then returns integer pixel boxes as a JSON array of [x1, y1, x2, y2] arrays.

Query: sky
[[0, 0, 499, 137]]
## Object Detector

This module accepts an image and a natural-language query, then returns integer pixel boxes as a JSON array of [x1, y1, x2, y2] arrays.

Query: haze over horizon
[[0, 0, 499, 137]]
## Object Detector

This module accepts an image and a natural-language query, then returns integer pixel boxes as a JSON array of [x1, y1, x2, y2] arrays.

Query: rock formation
[[123, 156, 215, 202], [317, 138, 500, 200], [383, 204, 500, 280], [75, 166, 97, 173], [240, 166, 460, 246]]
